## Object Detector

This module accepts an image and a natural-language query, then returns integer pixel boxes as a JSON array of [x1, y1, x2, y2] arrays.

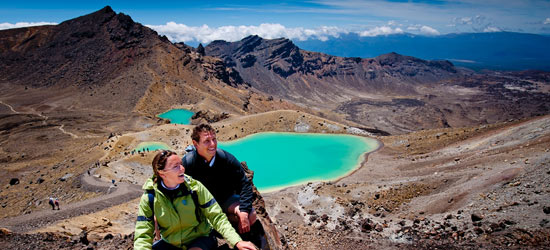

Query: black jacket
[[183, 149, 254, 213]]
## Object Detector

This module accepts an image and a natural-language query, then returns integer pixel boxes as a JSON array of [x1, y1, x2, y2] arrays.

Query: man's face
[[193, 131, 217, 161]]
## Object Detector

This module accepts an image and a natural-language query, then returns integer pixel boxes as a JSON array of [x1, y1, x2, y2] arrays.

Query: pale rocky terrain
[[265, 115, 550, 249]]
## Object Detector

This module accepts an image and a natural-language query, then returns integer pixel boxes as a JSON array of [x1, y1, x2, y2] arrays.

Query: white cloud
[[407, 24, 424, 31], [147, 22, 346, 43], [149, 22, 451, 43], [358, 26, 404, 37], [420, 25, 440, 35], [544, 18, 550, 25], [0, 22, 57, 30], [455, 15, 487, 26], [453, 15, 499, 32], [460, 17, 473, 25], [484, 26, 501, 32]]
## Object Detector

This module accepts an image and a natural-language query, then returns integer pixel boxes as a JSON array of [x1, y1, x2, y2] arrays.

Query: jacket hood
[[142, 177, 155, 190]]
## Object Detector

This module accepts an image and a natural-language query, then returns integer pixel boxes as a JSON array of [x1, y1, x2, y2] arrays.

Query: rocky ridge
[[206, 35, 459, 103]]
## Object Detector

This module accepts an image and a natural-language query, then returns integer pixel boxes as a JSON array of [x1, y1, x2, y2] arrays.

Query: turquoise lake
[[158, 109, 194, 125], [135, 142, 172, 152], [218, 132, 379, 192]]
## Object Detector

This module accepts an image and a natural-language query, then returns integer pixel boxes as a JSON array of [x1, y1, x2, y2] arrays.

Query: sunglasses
[[161, 163, 184, 172], [156, 150, 176, 170]]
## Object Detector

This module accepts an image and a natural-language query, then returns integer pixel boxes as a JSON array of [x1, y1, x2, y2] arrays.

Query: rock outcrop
[[190, 110, 230, 124]]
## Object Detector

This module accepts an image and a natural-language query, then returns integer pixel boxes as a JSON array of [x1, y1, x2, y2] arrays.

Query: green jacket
[[134, 175, 242, 250]]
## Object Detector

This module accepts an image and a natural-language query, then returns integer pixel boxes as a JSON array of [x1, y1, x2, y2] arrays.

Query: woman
[[134, 150, 257, 250]]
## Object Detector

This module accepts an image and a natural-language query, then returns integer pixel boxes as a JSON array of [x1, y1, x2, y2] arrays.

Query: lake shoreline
[[331, 137, 384, 185], [158, 108, 194, 125], [257, 135, 383, 193]]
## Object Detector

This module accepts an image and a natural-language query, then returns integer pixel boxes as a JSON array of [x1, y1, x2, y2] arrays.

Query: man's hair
[[191, 123, 215, 142]]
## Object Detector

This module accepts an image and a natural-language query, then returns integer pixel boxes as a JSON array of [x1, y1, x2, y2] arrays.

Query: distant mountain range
[[1, 6, 548, 135], [292, 32, 550, 71], [205, 35, 459, 104], [205, 35, 550, 133]]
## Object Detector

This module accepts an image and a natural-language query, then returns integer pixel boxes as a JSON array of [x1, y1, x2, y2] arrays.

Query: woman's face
[[159, 155, 186, 187]]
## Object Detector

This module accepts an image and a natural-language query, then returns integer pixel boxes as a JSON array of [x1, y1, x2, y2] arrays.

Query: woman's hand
[[236, 240, 257, 250]]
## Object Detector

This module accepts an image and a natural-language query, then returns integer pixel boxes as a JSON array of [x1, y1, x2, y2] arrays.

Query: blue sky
[[1, 1, 550, 44]]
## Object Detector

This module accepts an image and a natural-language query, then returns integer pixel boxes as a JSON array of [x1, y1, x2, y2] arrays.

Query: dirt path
[[0, 100, 19, 113], [0, 168, 142, 233], [58, 124, 79, 139], [0, 99, 96, 139]]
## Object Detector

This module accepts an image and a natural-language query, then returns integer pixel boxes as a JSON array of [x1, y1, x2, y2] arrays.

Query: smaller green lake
[[218, 132, 379, 192], [158, 109, 194, 125], [135, 142, 172, 152]]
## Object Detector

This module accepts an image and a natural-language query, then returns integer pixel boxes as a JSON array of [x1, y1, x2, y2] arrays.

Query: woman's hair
[[191, 123, 215, 142], [151, 150, 177, 183]]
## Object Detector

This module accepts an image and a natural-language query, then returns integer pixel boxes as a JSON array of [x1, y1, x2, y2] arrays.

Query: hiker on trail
[[48, 197, 55, 210], [134, 150, 257, 250], [183, 123, 263, 246], [54, 198, 60, 210]]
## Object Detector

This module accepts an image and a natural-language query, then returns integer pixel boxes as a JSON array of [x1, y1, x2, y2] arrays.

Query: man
[[183, 123, 263, 244]]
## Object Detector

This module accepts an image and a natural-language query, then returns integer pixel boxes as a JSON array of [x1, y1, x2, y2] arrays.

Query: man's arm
[[226, 152, 254, 213]]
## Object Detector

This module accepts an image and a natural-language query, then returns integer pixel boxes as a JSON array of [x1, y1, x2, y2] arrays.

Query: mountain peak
[[0, 6, 166, 87], [242, 34, 261, 41], [59, 6, 117, 27], [93, 5, 116, 16], [101, 5, 115, 13]]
